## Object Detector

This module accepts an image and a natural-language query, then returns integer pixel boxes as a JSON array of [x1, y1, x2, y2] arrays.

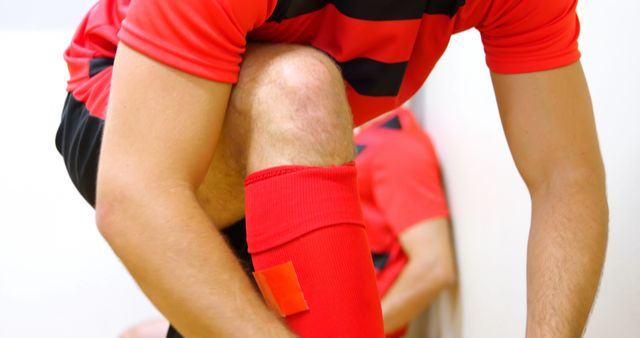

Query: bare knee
[[228, 44, 354, 173]]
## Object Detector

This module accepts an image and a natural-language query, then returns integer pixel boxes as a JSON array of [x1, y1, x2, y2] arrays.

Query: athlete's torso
[[65, 0, 489, 124], [66, 0, 580, 124]]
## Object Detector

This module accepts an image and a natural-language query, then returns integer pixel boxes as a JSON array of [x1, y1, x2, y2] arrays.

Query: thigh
[[195, 118, 246, 229]]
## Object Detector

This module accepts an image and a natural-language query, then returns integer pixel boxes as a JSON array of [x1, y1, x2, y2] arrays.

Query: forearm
[[381, 259, 455, 333], [97, 187, 291, 338], [526, 175, 608, 338]]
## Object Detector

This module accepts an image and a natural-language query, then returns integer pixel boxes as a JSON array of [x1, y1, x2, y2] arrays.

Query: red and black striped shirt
[[65, 0, 581, 125]]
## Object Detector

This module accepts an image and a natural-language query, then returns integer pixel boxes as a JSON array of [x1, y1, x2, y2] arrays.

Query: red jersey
[[65, 0, 581, 125], [355, 107, 449, 297]]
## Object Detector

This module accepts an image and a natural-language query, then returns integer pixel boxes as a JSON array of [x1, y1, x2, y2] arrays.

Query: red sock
[[245, 164, 384, 338]]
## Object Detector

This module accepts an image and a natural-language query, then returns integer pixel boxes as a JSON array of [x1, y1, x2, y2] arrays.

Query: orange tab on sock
[[253, 261, 309, 317]]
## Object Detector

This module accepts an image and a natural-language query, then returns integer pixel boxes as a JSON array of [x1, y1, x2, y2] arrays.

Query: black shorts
[[55, 65, 253, 338], [55, 92, 104, 207], [55, 86, 252, 263]]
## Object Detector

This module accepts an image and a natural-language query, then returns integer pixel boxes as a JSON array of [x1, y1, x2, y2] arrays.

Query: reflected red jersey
[[355, 107, 449, 297], [65, 0, 581, 124]]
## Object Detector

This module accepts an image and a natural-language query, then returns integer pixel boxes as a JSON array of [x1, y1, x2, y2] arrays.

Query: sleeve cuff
[[119, 21, 240, 83]]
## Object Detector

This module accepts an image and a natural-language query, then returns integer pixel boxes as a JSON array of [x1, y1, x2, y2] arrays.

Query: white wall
[[0, 0, 162, 335], [0, 0, 95, 30], [0, 29, 160, 337], [413, 1, 640, 337], [0, 1, 638, 338]]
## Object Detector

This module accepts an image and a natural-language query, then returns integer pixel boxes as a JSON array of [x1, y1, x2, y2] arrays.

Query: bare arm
[[491, 62, 608, 338], [381, 217, 456, 333], [96, 44, 291, 337]]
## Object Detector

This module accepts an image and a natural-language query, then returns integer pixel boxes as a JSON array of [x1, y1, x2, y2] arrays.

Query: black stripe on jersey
[[333, 0, 428, 21], [339, 58, 408, 97], [425, 0, 466, 17], [355, 144, 368, 156], [268, 0, 326, 22], [89, 58, 114, 78], [268, 0, 465, 22], [379, 115, 402, 130], [372, 252, 390, 270]]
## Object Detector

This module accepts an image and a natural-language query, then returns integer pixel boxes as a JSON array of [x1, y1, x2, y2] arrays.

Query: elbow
[[94, 173, 144, 245], [95, 183, 127, 244], [432, 260, 457, 290], [95, 173, 197, 245], [413, 256, 457, 291], [526, 162, 606, 199], [528, 167, 609, 223]]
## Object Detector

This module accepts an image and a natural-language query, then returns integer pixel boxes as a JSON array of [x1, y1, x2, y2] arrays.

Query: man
[[57, 0, 607, 337], [355, 107, 456, 337]]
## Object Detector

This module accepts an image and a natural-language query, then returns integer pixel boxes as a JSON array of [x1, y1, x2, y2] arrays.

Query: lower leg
[[232, 44, 384, 337], [191, 43, 384, 337]]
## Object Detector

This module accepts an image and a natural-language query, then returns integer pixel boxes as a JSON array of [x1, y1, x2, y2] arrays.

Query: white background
[[0, 1, 638, 337], [0, 1, 160, 337]]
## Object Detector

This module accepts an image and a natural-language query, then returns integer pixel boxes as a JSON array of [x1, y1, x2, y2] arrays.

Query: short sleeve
[[372, 135, 449, 236], [477, 0, 581, 74], [119, 0, 277, 83]]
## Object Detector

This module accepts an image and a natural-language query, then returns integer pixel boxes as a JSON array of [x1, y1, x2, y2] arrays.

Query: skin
[[100, 27, 605, 335], [98, 42, 355, 337], [381, 217, 457, 334], [119, 174, 456, 338], [492, 62, 608, 337], [97, 43, 284, 338]]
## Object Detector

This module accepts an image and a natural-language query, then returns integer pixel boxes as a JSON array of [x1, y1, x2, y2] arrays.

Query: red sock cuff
[[244, 163, 364, 254]]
